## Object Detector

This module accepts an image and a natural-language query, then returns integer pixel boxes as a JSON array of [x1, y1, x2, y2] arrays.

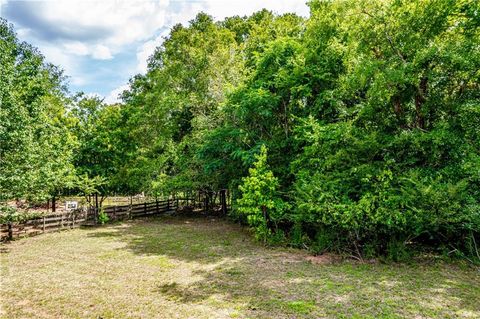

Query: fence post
[[61, 213, 64, 229], [42, 216, 46, 232], [97, 194, 101, 224], [92, 206, 95, 225], [221, 189, 227, 215], [7, 222, 12, 240], [128, 199, 132, 219], [156, 199, 159, 213], [144, 202, 147, 215], [204, 195, 209, 214]]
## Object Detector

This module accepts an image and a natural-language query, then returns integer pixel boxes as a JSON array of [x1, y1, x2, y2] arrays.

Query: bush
[[236, 145, 289, 242], [291, 119, 480, 261], [0, 204, 41, 224], [98, 209, 110, 225]]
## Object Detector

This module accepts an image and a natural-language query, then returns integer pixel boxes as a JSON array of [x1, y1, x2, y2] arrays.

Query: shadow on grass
[[87, 215, 256, 263], [85, 216, 480, 318]]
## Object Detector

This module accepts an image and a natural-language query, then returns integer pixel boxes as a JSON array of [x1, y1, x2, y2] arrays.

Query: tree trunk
[[262, 205, 268, 243], [221, 190, 227, 215], [7, 222, 13, 240], [415, 76, 428, 129], [393, 95, 403, 118], [95, 193, 99, 224]]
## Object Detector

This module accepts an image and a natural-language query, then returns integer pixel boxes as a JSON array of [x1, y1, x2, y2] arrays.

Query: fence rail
[[1, 190, 230, 242], [0, 198, 182, 241]]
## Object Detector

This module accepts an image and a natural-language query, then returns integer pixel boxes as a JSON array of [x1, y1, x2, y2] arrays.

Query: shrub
[[97, 209, 110, 225], [291, 119, 480, 261], [236, 145, 289, 242], [0, 204, 41, 224]]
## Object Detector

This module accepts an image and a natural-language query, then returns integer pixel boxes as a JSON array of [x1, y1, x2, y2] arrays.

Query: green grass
[[1, 216, 479, 318]]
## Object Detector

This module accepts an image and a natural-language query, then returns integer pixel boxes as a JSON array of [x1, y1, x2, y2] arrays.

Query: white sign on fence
[[65, 201, 78, 211]]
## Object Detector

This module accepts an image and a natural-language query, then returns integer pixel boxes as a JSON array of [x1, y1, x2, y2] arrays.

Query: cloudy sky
[[1, 0, 309, 103]]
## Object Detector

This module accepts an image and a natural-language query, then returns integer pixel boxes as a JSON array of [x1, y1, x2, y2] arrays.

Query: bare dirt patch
[[305, 253, 341, 265]]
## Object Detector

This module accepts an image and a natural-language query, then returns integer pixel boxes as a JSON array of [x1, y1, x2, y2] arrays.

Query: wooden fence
[[99, 198, 177, 221], [0, 198, 182, 241], [0, 211, 88, 241]]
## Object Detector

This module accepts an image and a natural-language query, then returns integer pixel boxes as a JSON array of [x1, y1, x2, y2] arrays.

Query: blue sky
[[1, 0, 309, 103]]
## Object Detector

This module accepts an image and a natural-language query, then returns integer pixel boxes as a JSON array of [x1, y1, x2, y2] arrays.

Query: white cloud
[[105, 84, 130, 104], [0, 0, 7, 15], [30, 0, 170, 52], [205, 0, 309, 20], [39, 45, 89, 87], [63, 42, 112, 60], [136, 29, 170, 73], [40, 45, 75, 74], [16, 27, 31, 38], [5, 0, 310, 98], [136, 38, 158, 74], [167, 1, 206, 26], [64, 41, 90, 56], [6, 0, 172, 62], [92, 44, 113, 60]]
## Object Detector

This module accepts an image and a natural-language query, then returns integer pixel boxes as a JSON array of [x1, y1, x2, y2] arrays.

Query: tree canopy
[[0, 18, 76, 202]]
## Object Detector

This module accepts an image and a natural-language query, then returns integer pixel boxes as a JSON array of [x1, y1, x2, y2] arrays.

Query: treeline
[[1, 19, 75, 202], [1, 0, 479, 260], [0, 18, 123, 209], [118, 0, 480, 260]]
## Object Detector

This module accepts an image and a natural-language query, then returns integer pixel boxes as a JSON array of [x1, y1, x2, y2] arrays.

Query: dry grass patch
[[1, 216, 479, 318]]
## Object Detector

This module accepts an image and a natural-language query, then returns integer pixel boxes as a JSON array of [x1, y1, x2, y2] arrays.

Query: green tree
[[292, 0, 480, 258], [237, 145, 288, 242], [0, 18, 76, 202], [70, 94, 133, 196]]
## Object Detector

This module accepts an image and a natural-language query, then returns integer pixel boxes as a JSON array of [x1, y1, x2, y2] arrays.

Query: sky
[[1, 0, 309, 103]]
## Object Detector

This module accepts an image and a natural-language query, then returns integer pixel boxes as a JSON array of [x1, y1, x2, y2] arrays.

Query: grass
[[1, 216, 479, 318]]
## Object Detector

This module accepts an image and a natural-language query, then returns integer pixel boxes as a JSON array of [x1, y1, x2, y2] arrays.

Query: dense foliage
[[117, 0, 479, 259], [236, 145, 289, 242], [0, 20, 115, 211], [1, 0, 479, 260], [0, 19, 76, 202]]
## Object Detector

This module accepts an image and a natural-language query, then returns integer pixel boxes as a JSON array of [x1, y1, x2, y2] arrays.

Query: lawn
[[1, 216, 479, 319]]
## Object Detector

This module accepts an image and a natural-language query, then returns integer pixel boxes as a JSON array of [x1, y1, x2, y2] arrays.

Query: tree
[[291, 0, 480, 258], [237, 145, 288, 242], [0, 18, 75, 202], [70, 94, 133, 196]]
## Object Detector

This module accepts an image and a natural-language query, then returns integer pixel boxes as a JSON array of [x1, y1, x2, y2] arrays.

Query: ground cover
[[1, 217, 478, 318]]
